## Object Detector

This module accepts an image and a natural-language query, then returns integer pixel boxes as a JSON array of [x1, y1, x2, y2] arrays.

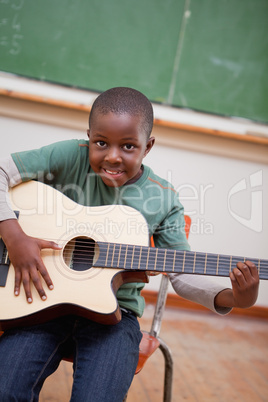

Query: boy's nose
[[105, 147, 122, 163]]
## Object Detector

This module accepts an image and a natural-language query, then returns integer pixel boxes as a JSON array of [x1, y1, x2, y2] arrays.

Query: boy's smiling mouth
[[104, 169, 123, 175], [100, 168, 126, 186], [102, 168, 125, 181]]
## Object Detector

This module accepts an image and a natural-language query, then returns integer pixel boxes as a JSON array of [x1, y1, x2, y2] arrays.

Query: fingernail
[[14, 290, 19, 296], [42, 295, 47, 301], [49, 285, 54, 290], [27, 297, 32, 303]]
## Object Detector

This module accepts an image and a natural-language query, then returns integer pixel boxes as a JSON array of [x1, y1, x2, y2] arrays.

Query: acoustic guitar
[[0, 181, 267, 330]]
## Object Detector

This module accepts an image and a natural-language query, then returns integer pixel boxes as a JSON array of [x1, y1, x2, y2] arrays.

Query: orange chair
[[125, 215, 191, 402]]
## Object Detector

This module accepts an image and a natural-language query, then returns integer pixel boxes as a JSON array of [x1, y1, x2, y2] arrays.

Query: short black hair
[[89, 87, 154, 138]]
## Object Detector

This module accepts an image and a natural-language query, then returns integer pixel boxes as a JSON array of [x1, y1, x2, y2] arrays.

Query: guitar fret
[[124, 244, 128, 268], [193, 252, 196, 273], [111, 243, 116, 267], [258, 259, 260, 274], [206, 253, 217, 276], [131, 246, 141, 270], [162, 249, 167, 271], [138, 247, 142, 269], [139, 247, 148, 270], [172, 250, 184, 274], [154, 248, 158, 271], [182, 251, 186, 272], [131, 246, 135, 269], [125, 245, 135, 269], [146, 248, 150, 270], [229, 255, 232, 273], [107, 243, 116, 268], [216, 254, 219, 276], [147, 247, 158, 271], [163, 249, 173, 272], [194, 252, 206, 275], [117, 244, 122, 267], [172, 250, 176, 272], [105, 243, 110, 267]]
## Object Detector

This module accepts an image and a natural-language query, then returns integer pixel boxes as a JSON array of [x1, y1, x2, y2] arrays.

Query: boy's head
[[89, 87, 154, 139], [87, 87, 155, 187]]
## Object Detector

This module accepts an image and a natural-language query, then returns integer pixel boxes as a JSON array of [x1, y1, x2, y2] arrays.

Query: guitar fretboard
[[94, 242, 268, 280]]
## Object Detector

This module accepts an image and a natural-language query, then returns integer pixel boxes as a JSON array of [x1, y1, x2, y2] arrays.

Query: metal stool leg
[[159, 338, 173, 402]]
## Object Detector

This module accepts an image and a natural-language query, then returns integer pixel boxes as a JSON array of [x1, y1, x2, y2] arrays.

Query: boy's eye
[[124, 144, 134, 150], [96, 141, 106, 147]]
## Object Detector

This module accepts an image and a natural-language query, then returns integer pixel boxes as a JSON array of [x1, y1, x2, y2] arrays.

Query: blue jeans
[[0, 312, 142, 402]]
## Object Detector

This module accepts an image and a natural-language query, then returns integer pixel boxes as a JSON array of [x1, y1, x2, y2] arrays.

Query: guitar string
[[13, 238, 265, 273], [60, 240, 268, 266], [58, 241, 268, 273], [61, 251, 268, 270], [62, 250, 268, 267], [61, 240, 268, 265], [62, 257, 268, 272], [52, 239, 267, 261], [4, 246, 266, 275]]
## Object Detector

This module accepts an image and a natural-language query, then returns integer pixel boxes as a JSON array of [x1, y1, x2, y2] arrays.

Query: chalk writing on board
[[0, 0, 24, 55]]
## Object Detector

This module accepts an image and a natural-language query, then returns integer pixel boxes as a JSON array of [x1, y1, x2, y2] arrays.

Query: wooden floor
[[40, 306, 268, 401]]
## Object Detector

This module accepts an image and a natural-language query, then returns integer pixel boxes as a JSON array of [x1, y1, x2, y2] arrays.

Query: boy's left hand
[[215, 260, 259, 309], [229, 260, 259, 308]]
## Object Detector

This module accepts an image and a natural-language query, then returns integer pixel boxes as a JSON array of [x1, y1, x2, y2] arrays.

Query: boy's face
[[87, 112, 154, 187]]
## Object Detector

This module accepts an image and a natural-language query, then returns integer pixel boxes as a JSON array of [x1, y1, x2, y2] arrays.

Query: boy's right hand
[[0, 219, 61, 303]]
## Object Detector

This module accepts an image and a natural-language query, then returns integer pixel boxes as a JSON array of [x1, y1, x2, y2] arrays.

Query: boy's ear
[[144, 136, 155, 157], [87, 129, 90, 139]]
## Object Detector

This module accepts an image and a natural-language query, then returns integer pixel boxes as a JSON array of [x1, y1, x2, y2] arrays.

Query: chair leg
[[124, 338, 173, 402], [159, 338, 173, 402]]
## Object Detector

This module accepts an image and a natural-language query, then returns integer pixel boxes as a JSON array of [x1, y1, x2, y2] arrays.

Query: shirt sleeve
[[168, 272, 232, 315], [0, 156, 22, 221]]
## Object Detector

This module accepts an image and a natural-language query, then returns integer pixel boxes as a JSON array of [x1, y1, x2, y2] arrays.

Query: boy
[[0, 87, 259, 401]]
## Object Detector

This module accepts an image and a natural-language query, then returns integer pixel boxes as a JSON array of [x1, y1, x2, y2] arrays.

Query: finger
[[29, 267, 48, 301], [37, 260, 54, 291], [38, 239, 62, 250], [232, 266, 247, 287], [21, 271, 33, 303], [235, 261, 259, 284], [245, 260, 259, 279], [14, 269, 22, 296], [229, 270, 240, 289], [235, 262, 251, 281]]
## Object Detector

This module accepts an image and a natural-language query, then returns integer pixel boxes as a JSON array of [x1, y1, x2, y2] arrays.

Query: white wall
[[1, 114, 267, 307], [145, 142, 268, 307]]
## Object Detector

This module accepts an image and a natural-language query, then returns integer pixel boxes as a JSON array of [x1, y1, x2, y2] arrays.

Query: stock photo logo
[[227, 170, 263, 232]]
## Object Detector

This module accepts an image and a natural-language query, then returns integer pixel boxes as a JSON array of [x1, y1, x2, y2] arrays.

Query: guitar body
[[0, 181, 149, 330]]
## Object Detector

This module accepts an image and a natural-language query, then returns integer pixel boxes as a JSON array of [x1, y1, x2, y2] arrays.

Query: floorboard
[[40, 306, 268, 401]]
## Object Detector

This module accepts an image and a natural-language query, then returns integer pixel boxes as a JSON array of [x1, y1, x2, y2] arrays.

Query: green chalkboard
[[0, 0, 267, 123]]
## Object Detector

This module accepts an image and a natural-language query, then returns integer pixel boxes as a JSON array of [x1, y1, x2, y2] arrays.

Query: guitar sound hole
[[63, 237, 96, 271]]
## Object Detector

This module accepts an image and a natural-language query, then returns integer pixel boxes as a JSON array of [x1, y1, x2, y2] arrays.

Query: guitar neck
[[94, 242, 268, 280]]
